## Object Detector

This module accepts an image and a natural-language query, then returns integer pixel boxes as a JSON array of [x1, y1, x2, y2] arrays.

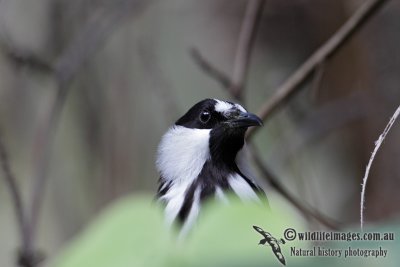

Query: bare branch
[[138, 41, 180, 121], [0, 42, 53, 73], [230, 0, 265, 101], [190, 48, 232, 90], [246, 0, 388, 138], [310, 61, 326, 100], [360, 105, 400, 230], [269, 90, 373, 164], [24, 0, 154, 264], [190, 0, 341, 229], [1, 2, 154, 265], [190, 0, 265, 102], [0, 12, 52, 74], [0, 133, 27, 253]]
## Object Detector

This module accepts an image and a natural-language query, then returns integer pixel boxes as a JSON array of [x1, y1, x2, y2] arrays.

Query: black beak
[[227, 112, 263, 128]]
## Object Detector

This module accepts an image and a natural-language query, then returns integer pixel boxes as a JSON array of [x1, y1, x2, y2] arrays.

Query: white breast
[[156, 126, 211, 227], [156, 126, 211, 183]]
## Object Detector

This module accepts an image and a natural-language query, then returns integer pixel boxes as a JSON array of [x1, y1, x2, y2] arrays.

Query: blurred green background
[[0, 0, 399, 266]]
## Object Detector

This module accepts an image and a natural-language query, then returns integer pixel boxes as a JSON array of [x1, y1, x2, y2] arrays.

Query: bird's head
[[175, 99, 262, 130], [157, 99, 262, 181], [176, 99, 262, 166]]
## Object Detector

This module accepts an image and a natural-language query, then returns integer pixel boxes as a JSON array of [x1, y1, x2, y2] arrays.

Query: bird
[[156, 98, 268, 235], [253, 226, 286, 265]]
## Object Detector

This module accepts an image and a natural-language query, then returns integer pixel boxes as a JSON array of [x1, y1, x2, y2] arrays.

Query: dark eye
[[199, 111, 211, 123]]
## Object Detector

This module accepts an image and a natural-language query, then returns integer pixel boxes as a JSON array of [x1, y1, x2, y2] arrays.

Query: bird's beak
[[227, 112, 263, 128]]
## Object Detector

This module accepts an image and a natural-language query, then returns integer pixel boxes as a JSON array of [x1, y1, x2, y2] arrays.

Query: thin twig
[[0, 133, 27, 254], [235, 0, 338, 229], [268, 90, 373, 164], [190, 0, 265, 101], [190, 48, 232, 90], [0, 43, 53, 73], [246, 0, 388, 138], [0, 26, 53, 74], [0, 1, 154, 265], [138, 41, 180, 121], [23, 0, 153, 265], [230, 0, 265, 101], [360, 105, 400, 230], [310, 61, 325, 100], [190, 0, 339, 229]]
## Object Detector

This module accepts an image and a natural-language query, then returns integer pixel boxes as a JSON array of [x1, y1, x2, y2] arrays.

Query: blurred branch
[[0, 133, 40, 267], [310, 61, 325, 100], [230, 0, 265, 101], [191, 0, 265, 102], [229, 1, 338, 230], [249, 144, 340, 230], [360, 105, 400, 230], [191, 0, 339, 229], [29, 0, 153, 254], [190, 48, 232, 90], [0, 136, 25, 241], [0, 12, 52, 74], [191, 0, 388, 226], [0, 42, 53, 73], [137, 41, 180, 120], [247, 0, 388, 138], [52, 0, 148, 85], [0, 1, 153, 266], [268, 90, 372, 164]]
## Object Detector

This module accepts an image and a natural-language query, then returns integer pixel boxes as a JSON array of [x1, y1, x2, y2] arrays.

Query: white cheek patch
[[156, 126, 211, 183]]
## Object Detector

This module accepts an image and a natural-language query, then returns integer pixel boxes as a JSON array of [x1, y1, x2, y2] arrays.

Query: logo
[[253, 226, 287, 265]]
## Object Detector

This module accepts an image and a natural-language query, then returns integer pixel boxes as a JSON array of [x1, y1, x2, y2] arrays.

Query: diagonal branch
[[309, 61, 326, 100], [191, 0, 265, 102], [0, 43, 53, 73], [246, 0, 388, 138], [29, 0, 153, 251], [191, 0, 339, 229], [3, 1, 156, 267], [0, 133, 27, 254], [190, 48, 232, 90]]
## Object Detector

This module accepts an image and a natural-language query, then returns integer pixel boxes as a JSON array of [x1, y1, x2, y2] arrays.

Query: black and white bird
[[156, 99, 268, 234]]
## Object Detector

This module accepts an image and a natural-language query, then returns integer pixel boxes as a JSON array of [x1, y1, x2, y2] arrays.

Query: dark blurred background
[[0, 0, 399, 266]]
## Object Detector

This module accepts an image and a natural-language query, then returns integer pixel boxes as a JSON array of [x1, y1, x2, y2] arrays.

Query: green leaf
[[51, 194, 400, 267], [180, 196, 306, 267], [50, 195, 173, 267]]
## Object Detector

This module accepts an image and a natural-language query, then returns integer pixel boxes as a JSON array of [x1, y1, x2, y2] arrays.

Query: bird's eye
[[199, 111, 211, 123]]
